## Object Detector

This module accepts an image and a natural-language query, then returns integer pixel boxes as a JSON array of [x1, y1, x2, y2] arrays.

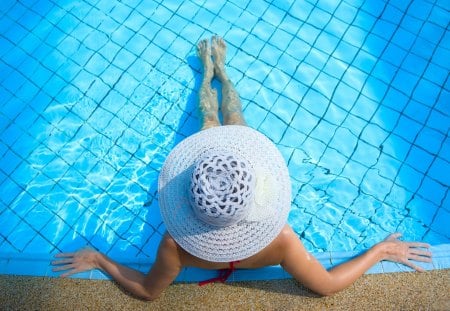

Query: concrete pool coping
[[1, 270, 449, 310]]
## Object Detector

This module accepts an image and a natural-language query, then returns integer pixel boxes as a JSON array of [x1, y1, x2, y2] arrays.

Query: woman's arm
[[281, 229, 432, 296], [52, 234, 182, 301]]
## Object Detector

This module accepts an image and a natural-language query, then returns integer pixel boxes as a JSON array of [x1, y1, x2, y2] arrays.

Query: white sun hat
[[158, 125, 291, 262]]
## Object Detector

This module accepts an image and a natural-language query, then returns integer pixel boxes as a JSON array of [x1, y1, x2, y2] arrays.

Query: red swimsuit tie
[[198, 261, 239, 286]]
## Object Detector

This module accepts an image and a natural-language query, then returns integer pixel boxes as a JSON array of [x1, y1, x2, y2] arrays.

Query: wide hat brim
[[158, 125, 291, 262]]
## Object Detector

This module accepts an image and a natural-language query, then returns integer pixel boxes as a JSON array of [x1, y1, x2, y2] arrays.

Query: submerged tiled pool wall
[[0, 0, 449, 279]]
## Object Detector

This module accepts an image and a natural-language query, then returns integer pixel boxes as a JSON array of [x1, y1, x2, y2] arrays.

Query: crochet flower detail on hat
[[189, 152, 256, 227]]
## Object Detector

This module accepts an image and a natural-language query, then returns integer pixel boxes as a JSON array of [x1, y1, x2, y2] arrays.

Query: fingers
[[407, 242, 431, 249], [52, 264, 75, 272], [402, 260, 425, 272], [54, 252, 76, 258], [409, 247, 432, 257], [51, 258, 75, 265]]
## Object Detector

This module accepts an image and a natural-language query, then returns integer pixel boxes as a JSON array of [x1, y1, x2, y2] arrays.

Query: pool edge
[[1, 243, 448, 281]]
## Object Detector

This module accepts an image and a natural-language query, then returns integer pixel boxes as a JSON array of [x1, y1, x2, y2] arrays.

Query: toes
[[197, 39, 209, 56]]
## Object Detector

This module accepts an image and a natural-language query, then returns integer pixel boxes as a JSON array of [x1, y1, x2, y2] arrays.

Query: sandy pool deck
[[1, 270, 449, 310]]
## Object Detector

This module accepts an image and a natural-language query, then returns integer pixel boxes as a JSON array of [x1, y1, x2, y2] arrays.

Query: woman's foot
[[197, 39, 214, 82], [211, 36, 228, 82]]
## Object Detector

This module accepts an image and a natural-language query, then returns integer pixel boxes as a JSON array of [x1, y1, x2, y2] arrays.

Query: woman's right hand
[[380, 233, 432, 272]]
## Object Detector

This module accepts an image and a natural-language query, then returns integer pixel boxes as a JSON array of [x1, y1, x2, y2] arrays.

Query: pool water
[[0, 0, 449, 280]]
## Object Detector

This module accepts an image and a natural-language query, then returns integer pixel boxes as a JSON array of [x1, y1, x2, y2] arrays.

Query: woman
[[52, 36, 432, 301]]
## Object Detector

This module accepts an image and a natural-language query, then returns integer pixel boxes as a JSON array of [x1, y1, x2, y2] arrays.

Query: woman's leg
[[197, 39, 220, 130], [211, 36, 247, 126]]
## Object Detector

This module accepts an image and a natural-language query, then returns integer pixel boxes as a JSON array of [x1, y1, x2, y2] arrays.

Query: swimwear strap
[[198, 261, 240, 286]]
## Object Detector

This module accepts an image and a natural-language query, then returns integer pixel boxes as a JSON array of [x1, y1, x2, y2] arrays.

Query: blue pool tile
[[403, 52, 428, 76], [322, 104, 346, 128], [429, 4, 448, 27], [428, 157, 450, 187], [424, 62, 448, 89], [19, 31, 43, 54], [329, 126, 358, 156], [354, 9, 378, 32], [286, 37, 311, 64], [360, 124, 389, 148], [85, 53, 109, 76], [302, 138, 328, 165], [383, 42, 409, 70], [409, 0, 433, 20], [415, 127, 445, 156], [352, 140, 379, 167], [0, 147, 24, 175], [372, 18, 397, 41], [114, 47, 138, 71], [351, 96, 376, 122], [405, 146, 434, 174], [259, 112, 286, 143], [24, 202, 54, 231], [242, 34, 266, 59], [438, 137, 450, 160], [282, 129, 307, 152], [319, 147, 347, 175], [382, 4, 405, 25], [320, 59, 343, 83], [411, 37, 436, 60], [403, 101, 431, 124], [431, 44, 450, 71], [383, 133, 410, 162], [305, 47, 329, 71], [328, 178, 360, 208], [310, 119, 337, 145], [290, 106, 320, 135], [126, 33, 150, 57], [294, 61, 320, 87], [362, 169, 393, 201], [342, 64, 368, 93], [289, 0, 314, 20], [418, 176, 447, 207], [383, 88, 409, 114], [396, 164, 423, 193], [4, 220, 36, 251], [245, 60, 269, 86], [392, 114, 421, 144], [25, 232, 55, 253], [373, 104, 401, 132], [270, 96, 298, 124], [364, 33, 389, 58], [435, 89, 449, 114], [384, 183, 413, 210], [1, 68, 26, 94], [334, 1, 358, 22], [431, 208, 450, 239], [56, 11, 80, 34], [0, 208, 23, 238], [340, 113, 365, 137], [109, 2, 133, 24], [375, 153, 401, 180]]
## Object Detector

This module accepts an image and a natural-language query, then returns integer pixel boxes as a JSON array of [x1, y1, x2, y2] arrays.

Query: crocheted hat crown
[[190, 152, 255, 227]]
